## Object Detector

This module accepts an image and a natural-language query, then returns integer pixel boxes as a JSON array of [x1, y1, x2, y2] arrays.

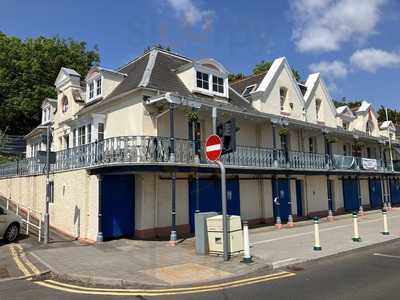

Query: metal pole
[[385, 108, 394, 172], [273, 175, 282, 229], [169, 103, 177, 244], [195, 171, 200, 213], [212, 107, 217, 135], [97, 174, 103, 242], [356, 175, 364, 215], [44, 124, 50, 244], [272, 122, 278, 167], [215, 160, 228, 261], [327, 175, 334, 221]]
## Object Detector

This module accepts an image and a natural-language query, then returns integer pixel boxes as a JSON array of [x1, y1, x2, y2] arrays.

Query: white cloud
[[166, 0, 215, 31], [290, 0, 386, 52], [350, 48, 400, 72], [309, 60, 348, 79]]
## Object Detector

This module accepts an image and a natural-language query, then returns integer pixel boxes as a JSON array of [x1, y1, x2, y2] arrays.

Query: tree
[[228, 72, 245, 82], [144, 44, 172, 53], [377, 106, 400, 124], [333, 97, 362, 109], [252, 60, 301, 81], [0, 32, 99, 134]]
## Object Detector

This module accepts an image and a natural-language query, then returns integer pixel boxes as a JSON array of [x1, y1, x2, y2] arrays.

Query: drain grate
[[0, 266, 10, 278]]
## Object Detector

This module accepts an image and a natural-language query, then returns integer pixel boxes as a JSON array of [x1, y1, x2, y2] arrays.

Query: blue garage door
[[369, 178, 382, 209], [101, 175, 135, 240], [189, 178, 240, 232], [343, 178, 359, 212], [390, 179, 400, 204], [272, 178, 291, 222]]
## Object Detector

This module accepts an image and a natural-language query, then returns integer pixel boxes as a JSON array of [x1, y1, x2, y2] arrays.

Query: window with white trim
[[315, 99, 322, 120], [98, 123, 104, 141], [242, 85, 255, 97], [280, 87, 288, 111], [196, 71, 209, 90], [212, 76, 224, 94], [89, 81, 94, 99], [87, 124, 92, 143], [96, 78, 102, 96], [78, 126, 86, 146], [61, 96, 69, 113]]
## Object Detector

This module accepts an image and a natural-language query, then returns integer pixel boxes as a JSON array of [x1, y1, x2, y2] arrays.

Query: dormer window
[[42, 106, 51, 124], [343, 122, 349, 130], [61, 96, 69, 113], [87, 76, 102, 102], [242, 84, 256, 97], [366, 121, 373, 135], [89, 82, 94, 99], [196, 71, 209, 90], [96, 77, 102, 96], [315, 98, 322, 120], [280, 87, 288, 111], [212, 76, 224, 94]]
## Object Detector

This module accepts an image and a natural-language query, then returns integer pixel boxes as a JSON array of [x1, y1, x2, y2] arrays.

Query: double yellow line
[[9, 243, 296, 297], [8, 244, 41, 279]]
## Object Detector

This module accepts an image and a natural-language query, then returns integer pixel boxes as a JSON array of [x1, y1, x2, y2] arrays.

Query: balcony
[[0, 135, 397, 177]]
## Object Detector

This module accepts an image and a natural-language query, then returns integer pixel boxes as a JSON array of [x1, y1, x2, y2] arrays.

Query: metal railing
[[0, 135, 396, 176], [5, 198, 42, 242]]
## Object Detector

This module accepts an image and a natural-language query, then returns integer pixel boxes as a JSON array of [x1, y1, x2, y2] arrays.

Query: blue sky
[[1, 0, 400, 109]]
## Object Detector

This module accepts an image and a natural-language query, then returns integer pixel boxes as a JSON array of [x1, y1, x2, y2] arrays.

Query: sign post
[[205, 135, 229, 261]]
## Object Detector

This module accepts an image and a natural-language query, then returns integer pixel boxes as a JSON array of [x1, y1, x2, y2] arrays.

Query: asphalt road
[[2, 239, 400, 300]]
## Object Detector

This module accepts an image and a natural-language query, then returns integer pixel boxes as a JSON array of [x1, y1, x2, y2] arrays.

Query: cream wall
[[0, 170, 98, 241], [306, 83, 337, 128], [239, 179, 262, 221]]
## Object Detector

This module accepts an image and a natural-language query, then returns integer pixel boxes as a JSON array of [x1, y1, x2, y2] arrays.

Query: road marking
[[373, 253, 400, 259], [34, 272, 296, 296], [8, 244, 31, 277], [15, 244, 41, 275]]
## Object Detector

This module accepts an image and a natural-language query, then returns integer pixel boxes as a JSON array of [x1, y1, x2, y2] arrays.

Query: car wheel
[[4, 223, 19, 243]]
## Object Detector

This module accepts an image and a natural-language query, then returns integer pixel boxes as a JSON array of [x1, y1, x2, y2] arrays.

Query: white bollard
[[26, 210, 30, 235], [352, 212, 361, 242], [382, 209, 390, 235], [38, 219, 42, 242], [242, 221, 253, 263], [387, 201, 392, 211], [313, 217, 322, 251]]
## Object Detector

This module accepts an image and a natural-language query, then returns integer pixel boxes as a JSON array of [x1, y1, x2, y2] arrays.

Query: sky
[[1, 0, 400, 109]]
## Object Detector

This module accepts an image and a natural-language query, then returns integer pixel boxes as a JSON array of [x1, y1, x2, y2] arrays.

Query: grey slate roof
[[81, 49, 251, 114], [231, 72, 266, 96], [106, 53, 150, 99]]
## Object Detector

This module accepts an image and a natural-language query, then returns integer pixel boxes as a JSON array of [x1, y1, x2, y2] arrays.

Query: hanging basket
[[326, 136, 338, 144], [185, 110, 199, 123], [279, 127, 289, 136]]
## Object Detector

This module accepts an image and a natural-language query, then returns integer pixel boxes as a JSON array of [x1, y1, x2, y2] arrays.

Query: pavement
[[6, 208, 400, 289]]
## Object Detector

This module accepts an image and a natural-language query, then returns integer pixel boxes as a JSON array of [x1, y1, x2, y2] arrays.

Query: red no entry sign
[[205, 134, 222, 161]]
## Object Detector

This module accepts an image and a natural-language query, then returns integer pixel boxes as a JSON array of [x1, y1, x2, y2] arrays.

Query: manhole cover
[[0, 266, 10, 278]]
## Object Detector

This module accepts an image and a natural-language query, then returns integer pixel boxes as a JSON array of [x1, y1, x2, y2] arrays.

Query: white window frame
[[193, 66, 228, 98], [242, 84, 256, 97], [315, 98, 322, 120], [87, 75, 103, 102]]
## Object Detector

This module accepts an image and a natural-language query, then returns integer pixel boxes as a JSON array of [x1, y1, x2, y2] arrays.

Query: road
[[1, 239, 400, 300]]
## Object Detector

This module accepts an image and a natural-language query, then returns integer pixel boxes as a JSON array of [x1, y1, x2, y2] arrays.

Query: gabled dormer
[[54, 67, 85, 125], [176, 58, 229, 99], [85, 67, 126, 103], [336, 105, 355, 131], [303, 73, 337, 128], [380, 120, 396, 141], [41, 98, 57, 125], [352, 101, 380, 137], [252, 57, 305, 120]]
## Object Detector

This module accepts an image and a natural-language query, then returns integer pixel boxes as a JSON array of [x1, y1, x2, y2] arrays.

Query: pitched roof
[[230, 72, 266, 96]]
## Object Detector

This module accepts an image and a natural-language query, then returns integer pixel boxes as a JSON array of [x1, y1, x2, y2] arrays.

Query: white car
[[0, 205, 21, 242]]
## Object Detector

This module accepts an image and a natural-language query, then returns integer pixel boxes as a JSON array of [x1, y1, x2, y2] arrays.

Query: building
[[1, 47, 400, 243]]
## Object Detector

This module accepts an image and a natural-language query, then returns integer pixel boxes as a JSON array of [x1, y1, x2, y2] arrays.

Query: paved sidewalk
[[23, 208, 400, 288]]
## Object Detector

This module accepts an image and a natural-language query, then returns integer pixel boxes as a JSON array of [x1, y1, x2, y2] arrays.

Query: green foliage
[[228, 73, 245, 82], [144, 44, 172, 53], [377, 106, 400, 124], [333, 97, 362, 109], [0, 32, 99, 134], [252, 60, 301, 81]]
